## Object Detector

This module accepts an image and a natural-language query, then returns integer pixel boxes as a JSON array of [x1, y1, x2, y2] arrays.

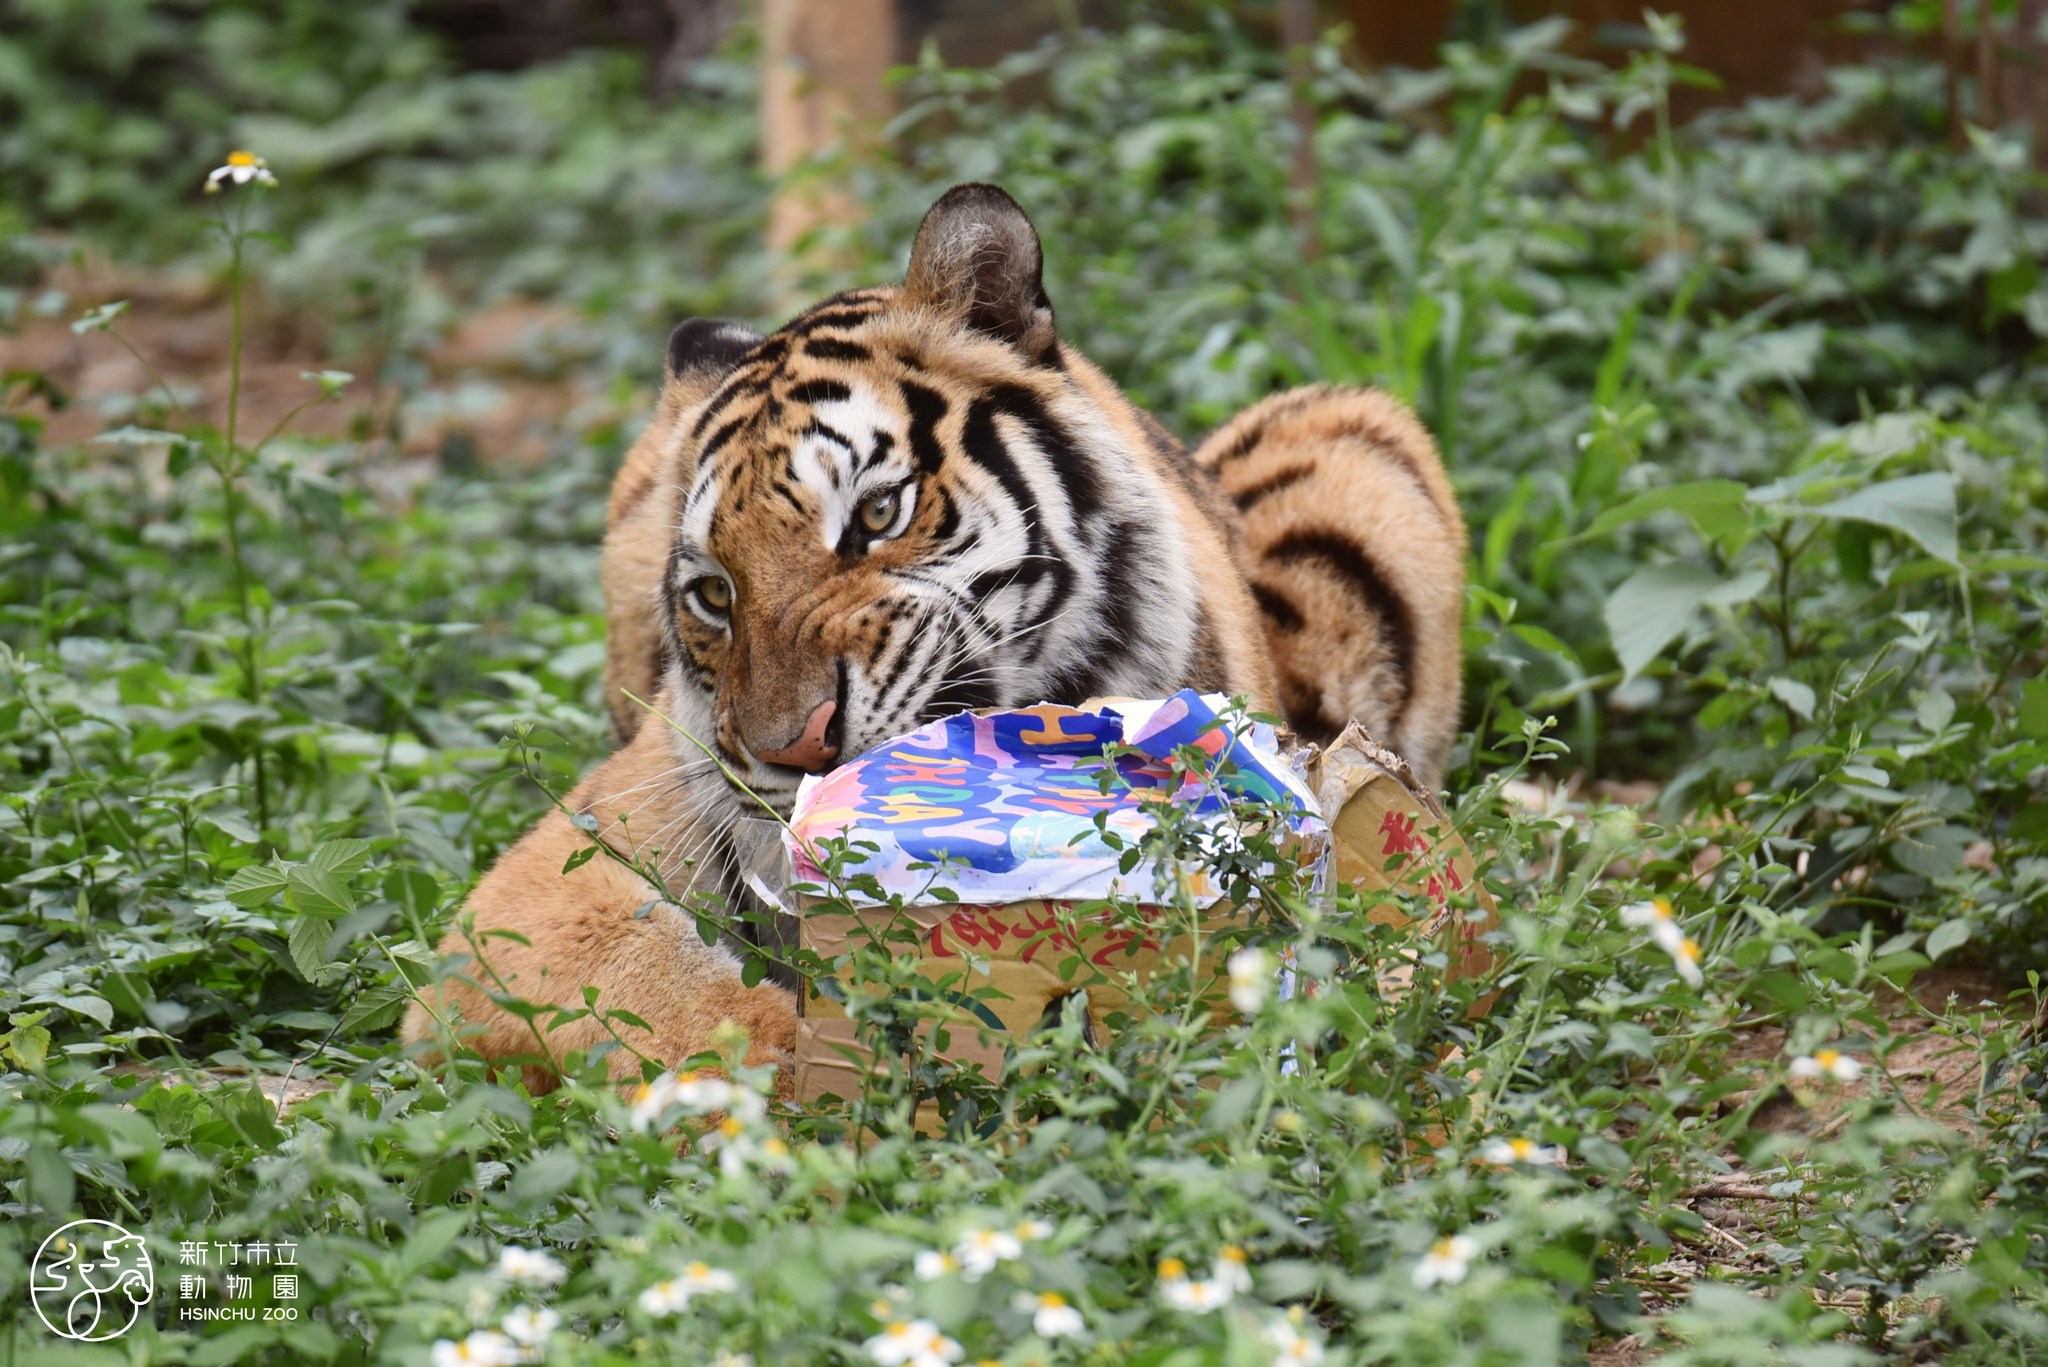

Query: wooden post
[[759, 0, 897, 276], [1284, 0, 1322, 262]]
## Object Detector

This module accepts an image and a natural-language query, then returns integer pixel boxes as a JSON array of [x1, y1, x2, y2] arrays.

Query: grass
[[1, 8, 2045, 1365]]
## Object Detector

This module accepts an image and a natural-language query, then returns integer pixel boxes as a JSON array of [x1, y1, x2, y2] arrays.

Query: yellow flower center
[[1677, 938, 1701, 962], [718, 1116, 744, 1138], [1039, 1292, 1066, 1308], [1219, 1244, 1246, 1264], [1430, 1237, 1460, 1258], [227, 150, 258, 167], [763, 1138, 789, 1156], [1652, 897, 1674, 919], [685, 1262, 708, 1278], [1815, 1049, 1840, 1068], [1510, 1138, 1535, 1158], [1157, 1257, 1188, 1280]]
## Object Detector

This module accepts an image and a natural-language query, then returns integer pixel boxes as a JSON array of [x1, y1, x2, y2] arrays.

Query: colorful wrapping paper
[[785, 690, 1326, 907]]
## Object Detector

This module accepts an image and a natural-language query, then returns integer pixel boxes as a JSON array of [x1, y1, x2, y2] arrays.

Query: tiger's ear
[[665, 318, 763, 387], [903, 184, 1057, 361]]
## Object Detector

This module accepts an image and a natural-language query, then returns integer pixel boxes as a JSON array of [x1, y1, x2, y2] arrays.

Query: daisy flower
[[204, 150, 277, 193], [501, 1305, 558, 1348], [1480, 1136, 1567, 1167], [1213, 1244, 1252, 1294], [913, 1250, 959, 1282], [1014, 1290, 1084, 1339], [951, 1226, 1023, 1281], [627, 1073, 684, 1131], [1227, 945, 1273, 1014], [432, 1331, 521, 1367], [712, 1356, 754, 1367], [1413, 1234, 1477, 1288], [637, 1262, 737, 1315], [1665, 934, 1705, 987], [1619, 897, 1677, 930], [1014, 1218, 1055, 1242], [1789, 1048, 1863, 1083], [1265, 1309, 1326, 1367], [863, 1318, 962, 1367], [1160, 1275, 1232, 1312], [495, 1247, 566, 1289]]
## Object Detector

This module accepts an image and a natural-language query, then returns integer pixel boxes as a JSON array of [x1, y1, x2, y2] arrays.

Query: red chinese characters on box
[[927, 902, 1166, 968]]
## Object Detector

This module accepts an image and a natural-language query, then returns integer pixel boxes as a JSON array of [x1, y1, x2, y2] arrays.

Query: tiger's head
[[622, 184, 1241, 817]]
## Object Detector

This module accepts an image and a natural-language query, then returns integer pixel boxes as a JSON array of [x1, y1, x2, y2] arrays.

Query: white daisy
[[1265, 1309, 1326, 1366], [500, 1305, 558, 1347], [1227, 945, 1273, 1014], [637, 1261, 737, 1315], [863, 1318, 962, 1367], [627, 1073, 684, 1131], [951, 1226, 1022, 1281], [204, 150, 277, 193], [1014, 1290, 1084, 1339], [913, 1250, 958, 1282], [432, 1331, 521, 1367], [1014, 1217, 1055, 1242], [1665, 933, 1706, 987], [495, 1247, 566, 1289], [1213, 1244, 1252, 1294], [1160, 1275, 1232, 1312], [1480, 1136, 1567, 1167], [1413, 1234, 1477, 1288], [1619, 897, 1677, 929], [1789, 1048, 1863, 1083]]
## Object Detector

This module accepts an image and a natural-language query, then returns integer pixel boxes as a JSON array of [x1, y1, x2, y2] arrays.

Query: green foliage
[[2, 5, 2046, 1364]]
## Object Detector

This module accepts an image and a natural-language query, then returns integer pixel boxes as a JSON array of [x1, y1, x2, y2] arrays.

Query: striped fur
[[403, 186, 1464, 1090]]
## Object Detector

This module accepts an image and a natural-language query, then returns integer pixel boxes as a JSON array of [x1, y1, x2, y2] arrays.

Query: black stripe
[[699, 416, 747, 464], [1265, 530, 1414, 725], [1205, 420, 1265, 469], [1278, 670, 1337, 742], [984, 383, 1105, 526], [805, 338, 871, 362], [1248, 581, 1305, 633], [1232, 463, 1316, 510], [791, 308, 876, 335], [901, 380, 949, 476], [1040, 520, 1147, 693], [786, 378, 852, 406]]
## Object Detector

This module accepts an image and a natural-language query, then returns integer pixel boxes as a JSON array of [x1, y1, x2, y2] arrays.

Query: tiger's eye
[[696, 575, 733, 611], [858, 490, 899, 534]]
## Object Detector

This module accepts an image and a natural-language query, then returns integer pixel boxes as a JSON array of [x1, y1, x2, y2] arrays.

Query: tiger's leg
[[399, 718, 796, 1095], [1193, 385, 1466, 790]]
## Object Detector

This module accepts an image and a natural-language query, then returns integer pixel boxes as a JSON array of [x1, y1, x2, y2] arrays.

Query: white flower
[[1228, 945, 1273, 1014], [1665, 933, 1705, 987], [1159, 1275, 1232, 1313], [1265, 1310, 1326, 1366], [701, 1115, 793, 1175], [913, 1250, 959, 1281], [1480, 1137, 1567, 1167], [432, 1331, 521, 1367], [627, 1073, 684, 1131], [1014, 1218, 1055, 1242], [636, 1261, 737, 1315], [674, 1073, 736, 1113], [863, 1318, 962, 1367], [951, 1226, 1022, 1281], [204, 150, 277, 193], [1619, 897, 1677, 929], [495, 1247, 566, 1289], [1014, 1290, 1084, 1339], [1789, 1048, 1863, 1083], [712, 1356, 754, 1367], [1213, 1244, 1252, 1294], [1413, 1234, 1477, 1288], [501, 1305, 558, 1348]]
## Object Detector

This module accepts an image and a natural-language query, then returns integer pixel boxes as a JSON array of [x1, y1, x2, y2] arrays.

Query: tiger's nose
[[754, 698, 840, 774]]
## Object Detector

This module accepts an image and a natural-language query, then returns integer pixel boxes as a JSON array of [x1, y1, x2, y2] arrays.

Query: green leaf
[[561, 845, 598, 875], [287, 864, 356, 917], [224, 862, 291, 908], [1768, 678, 1817, 720], [288, 915, 334, 980], [309, 838, 372, 880], [339, 984, 412, 1035], [1604, 564, 1769, 679], [1578, 479, 1750, 544], [1810, 473, 1960, 566], [58, 994, 114, 1028], [2019, 676, 2048, 740], [1925, 919, 1972, 961]]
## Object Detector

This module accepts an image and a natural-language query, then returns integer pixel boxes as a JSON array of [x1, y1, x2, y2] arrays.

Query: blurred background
[[2, 0, 2043, 794]]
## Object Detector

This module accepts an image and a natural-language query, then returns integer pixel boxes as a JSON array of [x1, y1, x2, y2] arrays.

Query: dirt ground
[[2, 256, 624, 467]]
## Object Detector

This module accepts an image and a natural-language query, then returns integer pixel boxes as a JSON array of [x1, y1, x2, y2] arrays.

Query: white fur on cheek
[[791, 386, 909, 551]]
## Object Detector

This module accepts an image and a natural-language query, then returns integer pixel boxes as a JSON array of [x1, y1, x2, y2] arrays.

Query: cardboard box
[[782, 693, 1496, 1114]]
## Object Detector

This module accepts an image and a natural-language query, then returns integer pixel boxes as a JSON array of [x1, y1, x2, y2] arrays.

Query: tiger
[[400, 184, 1466, 1090]]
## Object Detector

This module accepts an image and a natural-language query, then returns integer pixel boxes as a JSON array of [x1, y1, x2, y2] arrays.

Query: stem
[[216, 194, 268, 826]]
